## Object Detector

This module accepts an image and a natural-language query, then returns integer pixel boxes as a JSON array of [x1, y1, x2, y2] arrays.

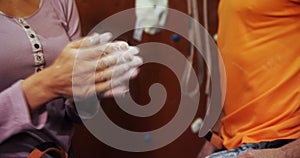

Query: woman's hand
[[22, 33, 142, 112], [50, 34, 142, 99]]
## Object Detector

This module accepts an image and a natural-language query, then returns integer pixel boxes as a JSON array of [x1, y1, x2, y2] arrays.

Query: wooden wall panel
[[72, 0, 219, 158]]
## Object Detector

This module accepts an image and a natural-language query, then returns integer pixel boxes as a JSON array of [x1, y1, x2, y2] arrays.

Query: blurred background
[[72, 0, 219, 157]]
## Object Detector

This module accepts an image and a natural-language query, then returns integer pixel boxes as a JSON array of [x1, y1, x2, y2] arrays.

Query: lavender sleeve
[[0, 0, 82, 144], [0, 81, 47, 144], [66, 0, 82, 40], [53, 0, 82, 41]]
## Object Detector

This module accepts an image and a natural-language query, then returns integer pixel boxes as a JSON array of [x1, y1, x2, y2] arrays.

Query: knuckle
[[98, 58, 109, 69], [104, 43, 114, 53], [114, 41, 129, 51], [97, 71, 105, 81]]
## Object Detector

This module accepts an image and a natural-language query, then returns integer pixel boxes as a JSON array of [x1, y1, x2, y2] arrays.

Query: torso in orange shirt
[[218, 0, 300, 149]]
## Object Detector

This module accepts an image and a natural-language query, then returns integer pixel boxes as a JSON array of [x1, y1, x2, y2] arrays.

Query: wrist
[[22, 68, 58, 112]]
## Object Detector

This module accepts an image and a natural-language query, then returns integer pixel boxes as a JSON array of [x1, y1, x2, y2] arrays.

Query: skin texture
[[197, 141, 216, 158], [198, 111, 299, 158], [197, 113, 223, 158], [22, 34, 143, 113], [238, 138, 300, 158], [0, 0, 41, 17], [0, 0, 143, 113], [237, 148, 286, 158]]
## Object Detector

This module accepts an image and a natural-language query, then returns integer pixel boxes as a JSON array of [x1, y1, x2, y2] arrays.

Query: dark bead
[[34, 44, 40, 49], [24, 25, 30, 29], [30, 34, 35, 38]]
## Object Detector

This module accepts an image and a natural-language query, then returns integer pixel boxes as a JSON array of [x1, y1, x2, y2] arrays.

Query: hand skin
[[238, 138, 300, 158], [197, 112, 224, 158], [22, 34, 142, 113], [197, 141, 217, 158]]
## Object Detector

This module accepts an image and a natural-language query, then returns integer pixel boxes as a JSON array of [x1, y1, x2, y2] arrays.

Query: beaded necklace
[[14, 17, 45, 72], [0, 0, 45, 73]]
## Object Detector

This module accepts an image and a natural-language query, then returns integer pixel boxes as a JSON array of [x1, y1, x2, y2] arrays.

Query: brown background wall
[[72, 0, 219, 158]]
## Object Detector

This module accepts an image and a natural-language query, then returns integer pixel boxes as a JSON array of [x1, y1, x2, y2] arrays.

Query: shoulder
[[47, 0, 76, 15], [46, 0, 77, 21]]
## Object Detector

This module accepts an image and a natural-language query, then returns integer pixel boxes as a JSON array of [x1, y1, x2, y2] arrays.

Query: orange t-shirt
[[218, 0, 300, 149]]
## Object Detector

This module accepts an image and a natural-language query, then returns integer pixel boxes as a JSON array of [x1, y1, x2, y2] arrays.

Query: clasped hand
[[51, 32, 143, 100]]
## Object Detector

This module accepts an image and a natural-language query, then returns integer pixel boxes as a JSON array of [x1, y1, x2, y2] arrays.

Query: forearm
[[212, 111, 223, 134], [280, 138, 300, 158]]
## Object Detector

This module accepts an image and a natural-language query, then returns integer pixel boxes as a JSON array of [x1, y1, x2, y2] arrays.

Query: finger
[[100, 41, 129, 56], [102, 85, 129, 97], [105, 46, 139, 66], [75, 51, 142, 83], [96, 57, 142, 82], [98, 32, 113, 44], [76, 41, 129, 61], [96, 47, 140, 70], [68, 32, 113, 49], [75, 40, 136, 62], [115, 46, 140, 64], [95, 67, 139, 88], [125, 46, 140, 56], [109, 41, 130, 52], [82, 32, 113, 47], [75, 44, 110, 61], [96, 55, 119, 71], [96, 69, 137, 92], [94, 79, 113, 94], [109, 68, 139, 87], [94, 76, 125, 94]]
